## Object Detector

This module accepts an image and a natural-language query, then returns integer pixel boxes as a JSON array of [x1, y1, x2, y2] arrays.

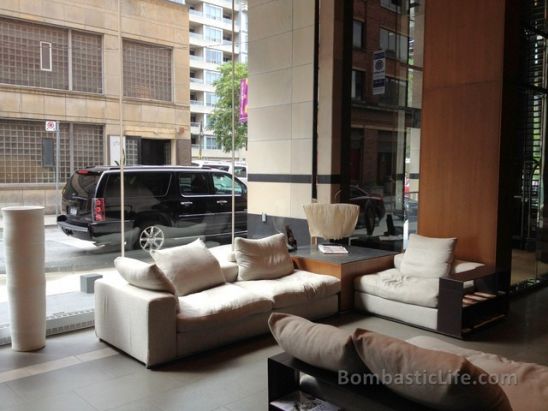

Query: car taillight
[[93, 198, 105, 222]]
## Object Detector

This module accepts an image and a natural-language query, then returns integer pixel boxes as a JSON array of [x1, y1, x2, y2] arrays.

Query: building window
[[205, 136, 218, 149], [352, 70, 365, 100], [123, 40, 172, 101], [379, 77, 407, 107], [205, 70, 221, 85], [380, 0, 402, 13], [353, 20, 363, 48], [380, 28, 408, 62], [40, 42, 52, 71], [205, 48, 222, 64], [205, 92, 219, 106], [204, 26, 222, 45], [72, 31, 103, 93], [0, 120, 103, 184], [204, 4, 222, 21]]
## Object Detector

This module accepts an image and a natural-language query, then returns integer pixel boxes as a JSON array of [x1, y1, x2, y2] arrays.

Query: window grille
[[123, 40, 172, 101], [0, 120, 103, 184], [72, 31, 103, 93]]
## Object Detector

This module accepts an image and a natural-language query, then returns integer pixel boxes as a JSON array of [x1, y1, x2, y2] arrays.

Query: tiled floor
[[0, 287, 547, 411]]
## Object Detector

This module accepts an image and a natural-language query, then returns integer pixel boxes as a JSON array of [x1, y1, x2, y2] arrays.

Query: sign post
[[45, 121, 60, 215]]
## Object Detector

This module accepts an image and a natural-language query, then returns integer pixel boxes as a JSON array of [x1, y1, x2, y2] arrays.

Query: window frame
[[40, 41, 53, 72]]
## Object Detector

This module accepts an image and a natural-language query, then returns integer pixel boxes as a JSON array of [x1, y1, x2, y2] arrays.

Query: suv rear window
[[104, 172, 171, 198], [64, 171, 101, 198]]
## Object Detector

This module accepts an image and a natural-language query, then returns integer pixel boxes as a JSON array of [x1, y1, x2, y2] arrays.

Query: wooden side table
[[437, 265, 510, 338], [291, 245, 397, 311]]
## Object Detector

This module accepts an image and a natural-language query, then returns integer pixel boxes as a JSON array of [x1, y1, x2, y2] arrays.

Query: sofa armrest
[[94, 278, 178, 367]]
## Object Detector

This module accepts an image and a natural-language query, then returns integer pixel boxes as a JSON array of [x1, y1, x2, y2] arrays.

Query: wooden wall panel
[[418, 0, 508, 265]]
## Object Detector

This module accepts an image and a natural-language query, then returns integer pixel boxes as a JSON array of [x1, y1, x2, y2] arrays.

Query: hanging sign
[[45, 120, 58, 132], [372, 50, 386, 95]]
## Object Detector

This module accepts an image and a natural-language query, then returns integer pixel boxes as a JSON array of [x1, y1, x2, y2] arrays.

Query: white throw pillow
[[352, 328, 512, 411], [269, 313, 366, 373], [151, 239, 225, 296], [400, 234, 456, 278], [234, 234, 294, 281], [114, 256, 175, 294]]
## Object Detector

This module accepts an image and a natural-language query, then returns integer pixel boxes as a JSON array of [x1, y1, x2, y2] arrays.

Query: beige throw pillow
[[352, 329, 512, 411], [400, 234, 457, 278], [235, 234, 294, 280], [268, 313, 367, 373], [114, 256, 175, 294], [152, 239, 225, 296]]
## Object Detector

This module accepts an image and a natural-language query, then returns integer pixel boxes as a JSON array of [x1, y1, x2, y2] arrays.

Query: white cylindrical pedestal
[[2, 206, 46, 351]]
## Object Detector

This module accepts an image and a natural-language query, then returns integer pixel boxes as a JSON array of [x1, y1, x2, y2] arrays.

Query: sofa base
[[354, 291, 437, 330], [176, 295, 339, 359]]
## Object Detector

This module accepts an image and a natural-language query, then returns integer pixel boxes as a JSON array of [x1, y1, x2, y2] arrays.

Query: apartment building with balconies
[[0, 0, 190, 212], [186, 0, 248, 160]]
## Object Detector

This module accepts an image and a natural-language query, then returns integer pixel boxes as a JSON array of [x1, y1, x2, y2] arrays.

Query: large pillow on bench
[[352, 328, 512, 411], [400, 234, 456, 278], [114, 256, 176, 294], [269, 313, 366, 373], [235, 234, 294, 280], [152, 239, 225, 296]]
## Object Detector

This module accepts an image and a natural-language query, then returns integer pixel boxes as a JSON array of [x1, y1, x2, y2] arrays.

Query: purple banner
[[240, 78, 248, 123]]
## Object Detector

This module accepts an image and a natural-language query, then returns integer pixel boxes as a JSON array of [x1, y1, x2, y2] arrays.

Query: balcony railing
[[190, 77, 204, 84], [189, 32, 203, 40], [190, 55, 202, 61]]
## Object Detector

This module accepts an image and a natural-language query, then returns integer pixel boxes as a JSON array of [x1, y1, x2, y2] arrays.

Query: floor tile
[[0, 392, 96, 411]]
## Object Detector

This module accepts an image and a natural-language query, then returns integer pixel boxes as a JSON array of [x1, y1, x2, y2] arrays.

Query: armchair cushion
[[353, 328, 512, 411], [400, 234, 456, 278], [354, 268, 439, 308], [234, 233, 294, 281], [152, 239, 225, 296]]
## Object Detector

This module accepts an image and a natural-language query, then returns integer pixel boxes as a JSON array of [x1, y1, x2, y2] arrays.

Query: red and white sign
[[45, 120, 58, 132]]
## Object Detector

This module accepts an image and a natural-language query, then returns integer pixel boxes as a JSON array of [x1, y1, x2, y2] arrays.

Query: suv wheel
[[364, 207, 377, 236], [137, 223, 166, 251]]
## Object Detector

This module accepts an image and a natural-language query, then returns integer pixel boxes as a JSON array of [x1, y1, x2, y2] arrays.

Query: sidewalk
[[0, 214, 58, 230]]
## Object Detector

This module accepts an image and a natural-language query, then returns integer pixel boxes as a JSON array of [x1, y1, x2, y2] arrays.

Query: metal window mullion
[[68, 29, 73, 90], [69, 123, 74, 173]]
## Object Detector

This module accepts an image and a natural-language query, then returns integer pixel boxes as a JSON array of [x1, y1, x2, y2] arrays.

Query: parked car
[[57, 166, 247, 251], [348, 186, 386, 235], [192, 160, 247, 184]]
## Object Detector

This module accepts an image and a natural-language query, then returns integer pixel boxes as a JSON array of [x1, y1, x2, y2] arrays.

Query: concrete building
[[0, 0, 190, 212], [185, 0, 248, 161]]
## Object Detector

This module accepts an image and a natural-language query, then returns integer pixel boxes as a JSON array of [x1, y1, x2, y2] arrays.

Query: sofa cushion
[[234, 234, 294, 281], [354, 268, 439, 308], [407, 335, 548, 411], [114, 256, 176, 295], [353, 329, 512, 411], [208, 244, 239, 282], [236, 270, 340, 308], [177, 283, 272, 332], [269, 313, 366, 373], [400, 234, 456, 278], [152, 239, 225, 296]]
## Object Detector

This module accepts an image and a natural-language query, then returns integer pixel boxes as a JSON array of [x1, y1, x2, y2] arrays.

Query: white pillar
[[2, 206, 46, 351]]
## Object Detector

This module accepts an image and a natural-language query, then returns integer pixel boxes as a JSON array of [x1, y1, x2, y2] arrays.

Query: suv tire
[[136, 221, 166, 252]]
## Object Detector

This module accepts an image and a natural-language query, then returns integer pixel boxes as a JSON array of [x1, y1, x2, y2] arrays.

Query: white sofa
[[95, 244, 340, 367], [354, 252, 483, 331]]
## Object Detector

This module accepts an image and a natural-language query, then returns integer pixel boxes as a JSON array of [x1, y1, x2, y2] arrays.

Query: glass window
[[352, 70, 365, 100], [205, 135, 218, 149], [205, 48, 222, 64], [380, 0, 402, 13], [212, 173, 243, 195], [104, 172, 171, 198], [40, 42, 52, 71], [204, 26, 222, 44], [123, 40, 172, 101], [234, 166, 247, 178], [379, 77, 407, 107], [204, 4, 222, 21], [206, 92, 219, 106], [380, 28, 408, 62], [353, 20, 363, 48], [205, 70, 221, 85], [179, 172, 211, 195]]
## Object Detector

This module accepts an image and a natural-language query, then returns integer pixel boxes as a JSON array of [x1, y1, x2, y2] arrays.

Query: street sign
[[45, 120, 58, 132], [372, 50, 386, 96]]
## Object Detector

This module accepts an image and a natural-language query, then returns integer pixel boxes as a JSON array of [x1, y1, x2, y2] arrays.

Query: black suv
[[57, 166, 247, 251]]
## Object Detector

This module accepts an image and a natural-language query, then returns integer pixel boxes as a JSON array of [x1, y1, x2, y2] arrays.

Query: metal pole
[[118, 0, 125, 256], [231, 0, 236, 247], [199, 121, 203, 159], [55, 124, 60, 216]]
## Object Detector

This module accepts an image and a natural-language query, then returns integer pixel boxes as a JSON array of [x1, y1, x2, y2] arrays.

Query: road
[[0, 226, 148, 274]]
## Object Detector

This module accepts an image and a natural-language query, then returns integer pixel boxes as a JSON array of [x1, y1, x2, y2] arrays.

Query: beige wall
[[0, 0, 190, 156], [247, 0, 315, 220]]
